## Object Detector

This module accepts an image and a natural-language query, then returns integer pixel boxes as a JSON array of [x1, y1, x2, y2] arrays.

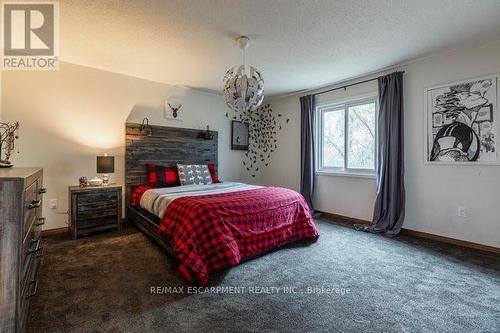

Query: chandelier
[[223, 36, 264, 113]]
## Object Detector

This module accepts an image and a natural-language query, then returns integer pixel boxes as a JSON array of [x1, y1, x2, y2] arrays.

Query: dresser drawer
[[22, 216, 43, 276], [20, 253, 41, 331], [23, 181, 40, 238], [21, 242, 42, 297]]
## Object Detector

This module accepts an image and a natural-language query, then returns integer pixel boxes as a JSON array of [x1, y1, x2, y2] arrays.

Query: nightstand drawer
[[77, 216, 118, 231], [75, 190, 118, 218], [76, 207, 118, 221], [77, 200, 117, 214], [77, 190, 117, 204]]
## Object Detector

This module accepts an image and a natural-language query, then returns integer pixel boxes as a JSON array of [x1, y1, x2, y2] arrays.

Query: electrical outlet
[[458, 206, 467, 219], [49, 199, 58, 209]]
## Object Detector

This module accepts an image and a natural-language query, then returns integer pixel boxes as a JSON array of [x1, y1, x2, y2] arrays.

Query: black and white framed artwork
[[231, 120, 249, 150], [425, 74, 498, 165]]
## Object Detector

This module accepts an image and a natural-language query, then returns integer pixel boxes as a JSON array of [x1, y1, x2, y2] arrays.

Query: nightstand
[[68, 184, 122, 239]]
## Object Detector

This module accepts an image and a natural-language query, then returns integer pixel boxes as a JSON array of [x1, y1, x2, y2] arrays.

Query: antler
[[0, 122, 19, 163], [168, 103, 182, 111]]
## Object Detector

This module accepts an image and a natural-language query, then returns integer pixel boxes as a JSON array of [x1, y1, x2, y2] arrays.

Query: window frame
[[315, 94, 378, 178]]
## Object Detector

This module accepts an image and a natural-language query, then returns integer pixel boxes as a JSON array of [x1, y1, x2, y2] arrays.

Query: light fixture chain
[[243, 46, 246, 70]]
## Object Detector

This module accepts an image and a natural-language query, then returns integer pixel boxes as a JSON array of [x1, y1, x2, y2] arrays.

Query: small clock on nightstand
[[68, 184, 122, 239]]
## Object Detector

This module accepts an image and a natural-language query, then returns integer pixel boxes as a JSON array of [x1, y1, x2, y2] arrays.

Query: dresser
[[0, 168, 45, 333], [68, 185, 122, 239]]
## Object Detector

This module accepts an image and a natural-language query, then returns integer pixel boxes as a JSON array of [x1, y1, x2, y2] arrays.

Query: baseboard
[[400, 229, 500, 255], [42, 219, 129, 238], [41, 226, 69, 237], [318, 211, 371, 226], [316, 210, 500, 255]]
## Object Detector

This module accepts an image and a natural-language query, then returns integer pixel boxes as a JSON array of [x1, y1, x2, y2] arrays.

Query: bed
[[125, 122, 319, 285]]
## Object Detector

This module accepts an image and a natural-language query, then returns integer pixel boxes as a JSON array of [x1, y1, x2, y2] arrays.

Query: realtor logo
[[2, 1, 59, 69]]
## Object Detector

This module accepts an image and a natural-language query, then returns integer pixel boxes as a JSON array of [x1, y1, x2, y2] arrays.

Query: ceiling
[[60, 0, 500, 96]]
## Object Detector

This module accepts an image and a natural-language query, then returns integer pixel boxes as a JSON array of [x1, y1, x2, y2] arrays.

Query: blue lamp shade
[[96, 156, 114, 174]]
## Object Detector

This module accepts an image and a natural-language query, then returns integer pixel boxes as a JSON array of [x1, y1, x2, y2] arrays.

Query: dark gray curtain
[[300, 94, 315, 211], [357, 72, 405, 236]]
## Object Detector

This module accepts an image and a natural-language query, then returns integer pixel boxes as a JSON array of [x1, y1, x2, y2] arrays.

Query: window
[[316, 96, 377, 177]]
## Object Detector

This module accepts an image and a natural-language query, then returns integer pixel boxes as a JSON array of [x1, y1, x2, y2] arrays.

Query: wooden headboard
[[125, 122, 218, 203]]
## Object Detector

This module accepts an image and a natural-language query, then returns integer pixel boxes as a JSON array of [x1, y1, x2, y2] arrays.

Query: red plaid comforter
[[157, 186, 319, 285]]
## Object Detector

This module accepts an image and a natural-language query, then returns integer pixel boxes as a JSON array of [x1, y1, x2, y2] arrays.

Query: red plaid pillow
[[147, 163, 180, 187], [207, 163, 220, 183]]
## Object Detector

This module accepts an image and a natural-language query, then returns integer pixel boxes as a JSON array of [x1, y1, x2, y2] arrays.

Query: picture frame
[[424, 74, 498, 165], [231, 120, 249, 150]]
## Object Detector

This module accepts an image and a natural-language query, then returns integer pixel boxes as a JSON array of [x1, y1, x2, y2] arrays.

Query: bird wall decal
[[225, 103, 289, 177]]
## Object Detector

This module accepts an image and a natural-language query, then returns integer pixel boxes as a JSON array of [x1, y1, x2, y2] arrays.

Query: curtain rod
[[312, 71, 405, 97]]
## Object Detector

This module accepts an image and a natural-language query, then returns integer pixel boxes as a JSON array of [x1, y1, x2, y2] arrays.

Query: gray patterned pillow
[[177, 164, 213, 185]]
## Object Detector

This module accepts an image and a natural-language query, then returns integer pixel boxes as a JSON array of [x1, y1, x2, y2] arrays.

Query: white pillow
[[177, 164, 213, 185]]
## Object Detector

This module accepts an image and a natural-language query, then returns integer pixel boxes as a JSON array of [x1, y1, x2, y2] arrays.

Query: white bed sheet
[[139, 181, 262, 218]]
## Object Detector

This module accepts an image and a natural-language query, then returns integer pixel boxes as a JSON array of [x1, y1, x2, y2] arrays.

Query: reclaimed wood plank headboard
[[124, 122, 218, 203]]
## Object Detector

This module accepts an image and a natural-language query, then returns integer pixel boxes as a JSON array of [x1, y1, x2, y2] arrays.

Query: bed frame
[[124, 122, 218, 256]]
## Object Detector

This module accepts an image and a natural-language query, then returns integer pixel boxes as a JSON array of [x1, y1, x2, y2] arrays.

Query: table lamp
[[97, 154, 114, 185]]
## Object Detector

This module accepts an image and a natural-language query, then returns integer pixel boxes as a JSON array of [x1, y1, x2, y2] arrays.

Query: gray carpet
[[27, 219, 500, 333]]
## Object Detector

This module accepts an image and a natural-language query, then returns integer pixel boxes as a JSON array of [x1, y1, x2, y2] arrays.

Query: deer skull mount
[[167, 102, 183, 119]]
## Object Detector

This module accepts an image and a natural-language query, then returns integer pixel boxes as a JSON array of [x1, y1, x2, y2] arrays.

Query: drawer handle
[[25, 280, 38, 299], [28, 200, 41, 209], [36, 247, 44, 258], [39, 188, 47, 194], [28, 239, 41, 255], [36, 217, 46, 226]]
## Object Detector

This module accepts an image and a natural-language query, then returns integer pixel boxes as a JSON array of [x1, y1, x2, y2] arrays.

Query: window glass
[[347, 102, 376, 169], [316, 97, 377, 175], [323, 109, 345, 168]]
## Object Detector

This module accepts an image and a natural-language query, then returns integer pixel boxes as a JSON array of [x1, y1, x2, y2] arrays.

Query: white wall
[[403, 40, 500, 248], [2, 62, 248, 230], [0, 70, 2, 120], [263, 39, 500, 247]]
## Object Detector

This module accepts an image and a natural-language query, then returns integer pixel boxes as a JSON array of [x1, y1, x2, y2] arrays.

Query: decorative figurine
[[79, 176, 88, 187], [0, 122, 20, 168]]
